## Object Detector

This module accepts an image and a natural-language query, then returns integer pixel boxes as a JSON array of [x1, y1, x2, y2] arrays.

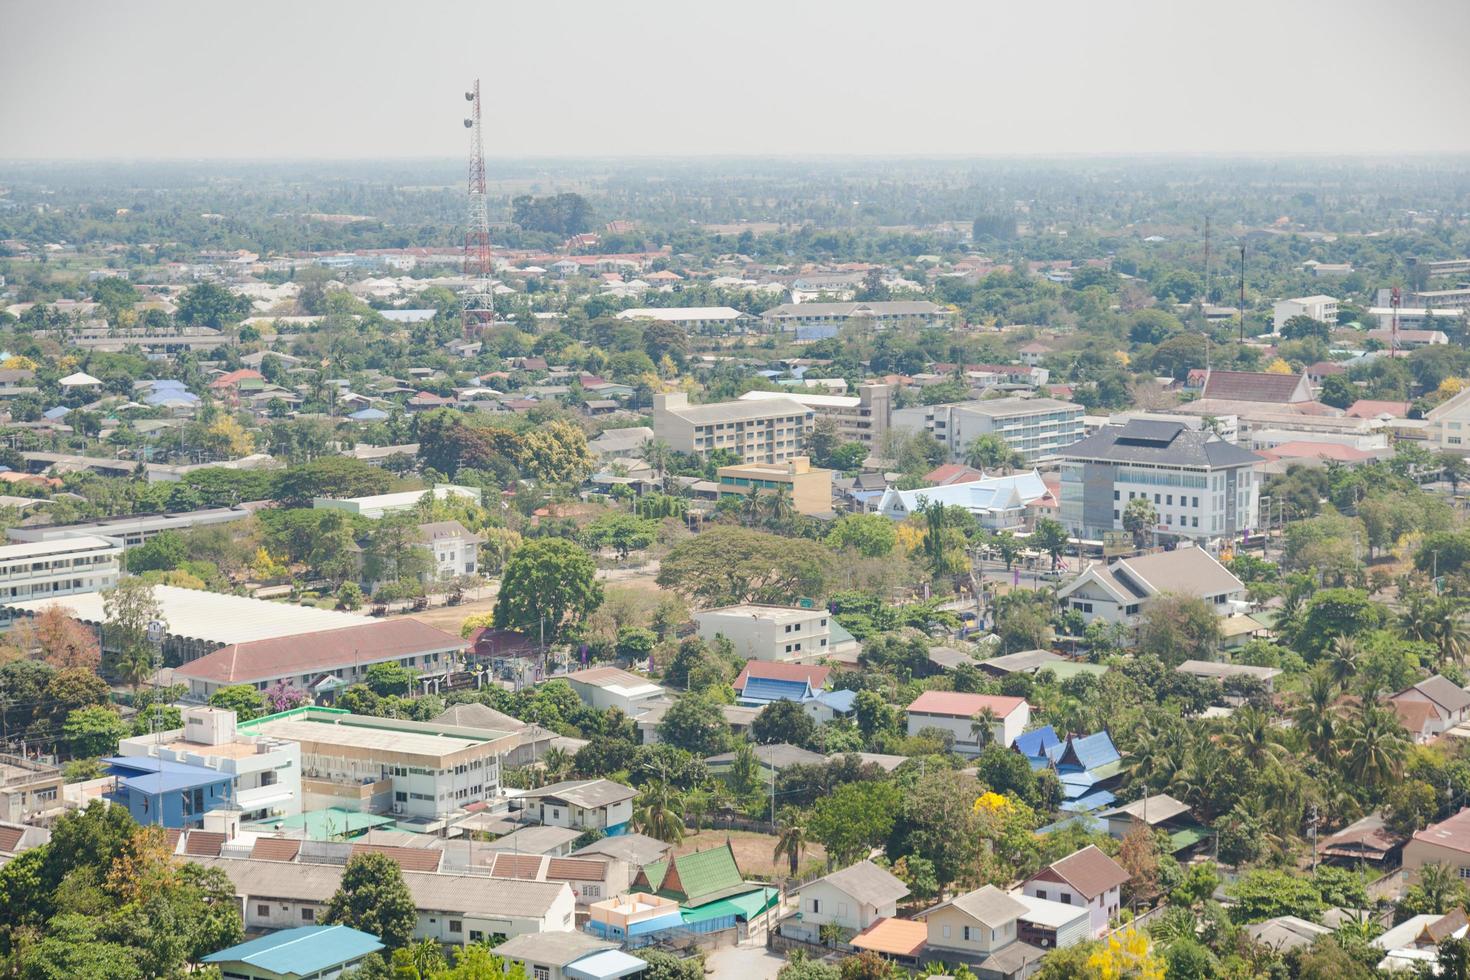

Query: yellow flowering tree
[[1438, 377, 1466, 399], [1086, 925, 1165, 980], [1265, 358, 1294, 375], [1, 355, 38, 371]]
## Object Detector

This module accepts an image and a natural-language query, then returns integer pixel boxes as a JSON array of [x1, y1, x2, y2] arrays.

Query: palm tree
[[1221, 706, 1285, 769], [1414, 862, 1464, 915], [639, 438, 673, 489], [1342, 701, 1409, 792], [540, 746, 574, 784], [970, 707, 1000, 749], [1293, 668, 1340, 760], [1323, 636, 1359, 693], [764, 485, 794, 527], [740, 489, 767, 527], [1429, 597, 1470, 665], [633, 780, 686, 844], [773, 807, 809, 877], [1400, 591, 1439, 646], [116, 643, 154, 692]]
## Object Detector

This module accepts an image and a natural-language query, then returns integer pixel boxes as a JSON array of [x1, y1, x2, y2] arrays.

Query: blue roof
[[1060, 789, 1118, 813], [1038, 813, 1108, 836], [149, 379, 188, 390], [104, 756, 231, 795], [349, 407, 389, 421], [203, 925, 384, 975], [42, 406, 70, 420], [1048, 732, 1121, 772], [738, 677, 814, 704], [145, 390, 200, 406], [1014, 725, 1059, 761], [566, 950, 648, 980], [812, 689, 857, 713]]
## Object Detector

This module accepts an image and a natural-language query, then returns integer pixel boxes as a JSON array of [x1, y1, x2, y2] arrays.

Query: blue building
[[104, 756, 233, 829], [202, 925, 384, 980], [1015, 729, 1123, 813]]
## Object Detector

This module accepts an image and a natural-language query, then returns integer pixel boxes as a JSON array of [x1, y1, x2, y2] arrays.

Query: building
[[1198, 370, 1314, 404], [0, 535, 122, 622], [615, 306, 756, 334], [239, 706, 520, 821], [486, 852, 624, 909], [1367, 327, 1449, 349], [417, 520, 481, 582], [170, 617, 466, 701], [761, 301, 947, 336], [495, 932, 644, 980], [103, 756, 235, 829], [1056, 548, 1247, 630], [1176, 660, 1281, 691], [6, 505, 257, 548], [779, 859, 909, 946], [714, 457, 833, 516], [194, 855, 575, 943], [1058, 419, 1262, 546], [1021, 845, 1127, 937], [0, 755, 63, 823], [875, 471, 1053, 530], [201, 925, 385, 980], [705, 743, 827, 785], [1011, 893, 1090, 953], [433, 702, 560, 768], [738, 383, 892, 449], [652, 392, 814, 465], [312, 484, 481, 519], [695, 604, 841, 663], [892, 397, 1084, 462], [1368, 307, 1465, 331], [1272, 295, 1339, 333], [915, 885, 1044, 978], [1390, 676, 1470, 737], [1404, 808, 1470, 881], [905, 691, 1030, 752], [563, 667, 666, 716], [117, 706, 302, 823], [520, 779, 637, 837]]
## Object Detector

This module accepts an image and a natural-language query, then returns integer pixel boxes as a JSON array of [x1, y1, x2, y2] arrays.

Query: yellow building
[[715, 457, 832, 515]]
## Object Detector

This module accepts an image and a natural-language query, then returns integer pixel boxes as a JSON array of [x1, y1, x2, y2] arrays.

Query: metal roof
[[202, 925, 384, 975], [1061, 419, 1260, 468]]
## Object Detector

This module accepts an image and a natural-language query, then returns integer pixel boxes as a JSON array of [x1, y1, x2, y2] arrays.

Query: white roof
[[1010, 891, 1090, 928], [58, 371, 102, 386], [0, 535, 121, 560], [739, 389, 860, 409], [2, 585, 374, 646], [615, 307, 749, 322], [1374, 914, 1443, 952], [697, 604, 817, 624], [877, 471, 1050, 518]]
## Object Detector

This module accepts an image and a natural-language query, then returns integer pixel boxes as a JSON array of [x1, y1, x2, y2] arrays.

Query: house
[[849, 917, 931, 967], [1345, 399, 1411, 420], [1367, 328, 1448, 349], [905, 691, 1030, 752], [519, 779, 636, 837], [313, 484, 481, 519], [1032, 732, 1124, 813], [891, 397, 1084, 463], [632, 841, 765, 909], [804, 689, 858, 725], [696, 604, 845, 664], [495, 932, 644, 980], [1245, 916, 1333, 953], [1390, 675, 1470, 736], [1373, 909, 1470, 974], [1010, 893, 1091, 952], [1321, 812, 1406, 866], [1058, 419, 1262, 546], [915, 885, 1044, 979], [1058, 548, 1245, 630], [201, 925, 384, 980], [705, 743, 827, 783], [485, 826, 584, 858], [1096, 794, 1207, 853], [1404, 807, 1470, 879], [1021, 845, 1127, 937], [417, 520, 481, 582], [0, 755, 63, 824], [733, 661, 831, 695], [1176, 660, 1281, 692], [977, 649, 1067, 677], [779, 859, 909, 945], [925, 463, 987, 486], [487, 853, 623, 910], [563, 667, 666, 717], [103, 756, 234, 829], [433, 702, 560, 768], [572, 833, 671, 871]]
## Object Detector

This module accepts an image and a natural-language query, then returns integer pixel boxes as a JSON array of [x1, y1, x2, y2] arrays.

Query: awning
[[565, 950, 647, 980]]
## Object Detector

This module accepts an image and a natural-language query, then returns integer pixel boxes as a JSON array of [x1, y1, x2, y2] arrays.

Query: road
[[706, 944, 787, 980]]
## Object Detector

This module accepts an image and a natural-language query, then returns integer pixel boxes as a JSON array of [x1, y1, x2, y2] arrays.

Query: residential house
[[495, 932, 642, 980], [1058, 419, 1262, 546], [1010, 893, 1091, 952], [1390, 676, 1470, 736], [102, 756, 235, 829], [1096, 794, 1208, 853], [417, 520, 481, 582], [905, 691, 1030, 752], [977, 649, 1067, 677], [0, 755, 62, 824], [1404, 807, 1470, 879], [779, 859, 909, 945], [1027, 731, 1123, 814], [695, 604, 844, 663], [487, 853, 623, 910], [1021, 845, 1128, 937], [1176, 661, 1282, 693], [915, 885, 1044, 979], [1056, 547, 1247, 631], [1373, 908, 1470, 974], [1321, 812, 1407, 866], [563, 667, 666, 717], [733, 661, 831, 696], [520, 779, 636, 837], [704, 743, 827, 784]]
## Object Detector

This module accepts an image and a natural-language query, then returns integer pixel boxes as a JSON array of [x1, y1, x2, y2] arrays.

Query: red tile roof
[[546, 858, 608, 881], [490, 853, 546, 879], [0, 826, 23, 853], [351, 843, 443, 873], [176, 618, 464, 684], [1200, 370, 1310, 403], [1257, 442, 1378, 463], [906, 691, 1026, 718], [1345, 399, 1411, 419], [925, 463, 986, 486], [734, 662, 832, 691], [251, 837, 302, 862], [1413, 807, 1470, 854], [183, 830, 226, 857]]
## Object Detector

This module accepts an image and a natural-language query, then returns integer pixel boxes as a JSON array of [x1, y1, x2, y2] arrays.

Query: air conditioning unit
[[393, 803, 405, 815]]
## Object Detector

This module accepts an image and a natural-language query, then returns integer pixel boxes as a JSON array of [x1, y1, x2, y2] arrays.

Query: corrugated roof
[[250, 837, 302, 862], [810, 860, 909, 907], [178, 618, 464, 683], [1200, 370, 1311, 404], [351, 843, 443, 873], [202, 925, 384, 973]]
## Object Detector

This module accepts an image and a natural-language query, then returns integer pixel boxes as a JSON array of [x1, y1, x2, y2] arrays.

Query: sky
[[3, 0, 1469, 159]]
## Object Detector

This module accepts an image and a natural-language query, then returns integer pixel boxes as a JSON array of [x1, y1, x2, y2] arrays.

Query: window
[[1061, 893, 1072, 904], [301, 908, 315, 922], [962, 926, 972, 941], [942, 925, 951, 939], [1459, 868, 1470, 880], [1036, 889, 1047, 900], [256, 904, 269, 917], [534, 968, 551, 980], [450, 921, 462, 934], [811, 898, 821, 913], [470, 931, 484, 943]]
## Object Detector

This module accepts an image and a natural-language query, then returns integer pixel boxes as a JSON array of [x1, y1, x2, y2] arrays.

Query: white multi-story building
[[739, 383, 892, 449], [240, 707, 520, 821], [653, 392, 814, 465], [117, 706, 302, 823], [418, 521, 480, 582], [0, 535, 121, 624], [1272, 295, 1339, 333], [1059, 419, 1261, 547], [761, 301, 947, 335], [893, 396, 1084, 462], [694, 604, 839, 662], [614, 307, 757, 334]]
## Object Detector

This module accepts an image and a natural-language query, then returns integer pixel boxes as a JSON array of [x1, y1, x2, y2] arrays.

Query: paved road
[[706, 944, 787, 980]]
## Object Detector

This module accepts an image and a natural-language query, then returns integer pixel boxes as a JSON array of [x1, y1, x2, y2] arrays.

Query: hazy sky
[[4, 0, 1469, 159]]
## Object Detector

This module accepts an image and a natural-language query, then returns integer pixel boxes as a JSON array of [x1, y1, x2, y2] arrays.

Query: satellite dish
[[464, 119, 473, 129], [465, 91, 475, 101]]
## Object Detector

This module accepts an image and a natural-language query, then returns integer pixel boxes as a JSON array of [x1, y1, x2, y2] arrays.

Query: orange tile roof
[[0, 826, 23, 853], [491, 853, 546, 879], [177, 619, 463, 684], [183, 830, 226, 857], [351, 843, 443, 873], [907, 691, 1026, 718], [851, 917, 929, 957], [251, 837, 302, 862]]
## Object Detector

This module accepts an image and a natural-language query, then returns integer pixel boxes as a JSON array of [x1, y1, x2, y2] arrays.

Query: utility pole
[[1238, 244, 1247, 343], [1203, 216, 1212, 305], [1309, 803, 1318, 870]]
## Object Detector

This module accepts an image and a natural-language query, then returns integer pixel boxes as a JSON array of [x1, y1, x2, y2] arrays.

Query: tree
[[176, 282, 251, 328], [657, 692, 730, 756], [1122, 497, 1157, 549], [751, 700, 817, 748], [1342, 699, 1408, 792], [62, 706, 128, 758], [1226, 868, 1324, 923], [1137, 594, 1220, 665], [1031, 518, 1070, 570], [512, 192, 594, 235], [825, 514, 898, 558], [1086, 925, 1165, 980], [657, 526, 829, 606], [493, 538, 603, 642], [969, 707, 1001, 749], [324, 852, 418, 948], [1281, 314, 1331, 341], [810, 781, 900, 866], [581, 513, 659, 559], [773, 806, 810, 876], [100, 578, 163, 683], [126, 531, 187, 573], [1319, 374, 1358, 409], [273, 456, 392, 507], [633, 780, 686, 843], [209, 684, 267, 721], [21, 605, 100, 670], [365, 661, 415, 696], [520, 420, 594, 485], [888, 769, 984, 889], [964, 434, 1023, 472]]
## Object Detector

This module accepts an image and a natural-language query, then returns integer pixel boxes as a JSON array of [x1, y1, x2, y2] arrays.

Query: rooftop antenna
[[1391, 286, 1402, 357], [461, 80, 494, 340]]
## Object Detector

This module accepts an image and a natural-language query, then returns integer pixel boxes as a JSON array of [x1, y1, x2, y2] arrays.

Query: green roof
[[829, 620, 857, 645], [252, 807, 396, 840], [680, 887, 780, 925], [642, 843, 745, 905], [1044, 662, 1109, 680], [1168, 826, 1212, 852]]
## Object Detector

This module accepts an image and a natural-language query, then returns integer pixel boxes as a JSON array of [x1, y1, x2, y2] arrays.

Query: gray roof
[[1405, 676, 1470, 714], [765, 301, 942, 318], [527, 779, 637, 809], [1177, 660, 1281, 681], [1245, 916, 1331, 952], [928, 646, 978, 670], [495, 931, 616, 967], [1098, 794, 1192, 825], [1062, 548, 1244, 604], [662, 397, 811, 425], [808, 859, 909, 907], [486, 826, 584, 855], [1061, 419, 1260, 469], [706, 743, 827, 769], [978, 649, 1066, 674], [434, 702, 531, 732], [572, 832, 671, 866], [943, 396, 1078, 419], [920, 884, 1028, 928]]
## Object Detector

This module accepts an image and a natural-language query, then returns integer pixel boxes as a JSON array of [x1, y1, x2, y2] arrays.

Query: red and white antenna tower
[[461, 80, 494, 339], [1391, 286, 1401, 356]]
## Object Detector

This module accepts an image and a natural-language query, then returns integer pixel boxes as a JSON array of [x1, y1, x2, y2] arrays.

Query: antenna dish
[[464, 119, 473, 128], [465, 91, 475, 101]]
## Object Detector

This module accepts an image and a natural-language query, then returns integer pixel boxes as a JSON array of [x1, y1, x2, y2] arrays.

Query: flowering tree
[[264, 681, 309, 714]]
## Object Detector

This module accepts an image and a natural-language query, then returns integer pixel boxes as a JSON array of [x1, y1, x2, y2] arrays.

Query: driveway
[[705, 944, 787, 980]]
